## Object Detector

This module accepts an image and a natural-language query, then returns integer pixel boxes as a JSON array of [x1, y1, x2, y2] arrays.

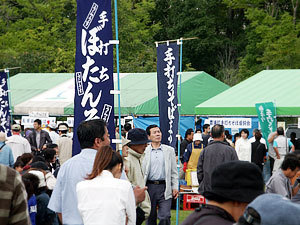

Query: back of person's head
[[240, 129, 249, 137], [281, 153, 300, 171], [255, 131, 262, 141], [203, 161, 264, 204], [34, 119, 41, 126], [211, 124, 225, 138], [124, 123, 132, 132], [184, 128, 194, 139], [14, 160, 24, 169], [87, 146, 123, 179], [277, 127, 284, 135], [203, 124, 210, 131], [31, 161, 49, 171], [32, 155, 46, 164], [77, 119, 107, 149], [20, 153, 33, 165], [291, 132, 296, 139], [195, 128, 202, 133], [22, 173, 40, 199], [146, 124, 160, 136], [224, 130, 230, 137], [46, 143, 58, 149], [43, 148, 56, 162], [252, 128, 259, 134], [234, 133, 241, 142]]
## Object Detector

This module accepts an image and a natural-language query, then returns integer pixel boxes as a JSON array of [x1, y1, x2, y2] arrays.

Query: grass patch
[[142, 209, 193, 224]]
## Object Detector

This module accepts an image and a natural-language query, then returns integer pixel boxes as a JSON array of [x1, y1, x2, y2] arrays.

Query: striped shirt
[[0, 164, 31, 225]]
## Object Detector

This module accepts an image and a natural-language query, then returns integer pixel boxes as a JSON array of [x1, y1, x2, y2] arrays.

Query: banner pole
[[4, 68, 13, 124], [114, 0, 122, 155], [176, 38, 183, 225]]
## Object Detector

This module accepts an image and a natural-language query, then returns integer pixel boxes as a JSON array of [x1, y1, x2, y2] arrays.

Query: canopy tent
[[195, 70, 300, 116], [10, 71, 229, 116]]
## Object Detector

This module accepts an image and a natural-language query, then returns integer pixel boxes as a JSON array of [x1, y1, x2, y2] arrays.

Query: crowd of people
[[1, 118, 300, 225]]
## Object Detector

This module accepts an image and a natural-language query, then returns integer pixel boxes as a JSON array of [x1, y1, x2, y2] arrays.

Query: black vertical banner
[[0, 72, 11, 136], [73, 0, 115, 156], [157, 43, 179, 148]]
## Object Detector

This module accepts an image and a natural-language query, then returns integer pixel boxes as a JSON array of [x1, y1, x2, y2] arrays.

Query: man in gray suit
[[27, 119, 52, 155], [143, 125, 178, 225]]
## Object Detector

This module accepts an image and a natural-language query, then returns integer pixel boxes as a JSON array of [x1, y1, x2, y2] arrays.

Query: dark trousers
[[270, 157, 275, 175], [146, 183, 172, 225]]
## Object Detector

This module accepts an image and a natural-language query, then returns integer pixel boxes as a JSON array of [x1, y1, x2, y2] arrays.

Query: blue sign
[[73, 0, 115, 155], [0, 72, 11, 136], [156, 43, 179, 148]]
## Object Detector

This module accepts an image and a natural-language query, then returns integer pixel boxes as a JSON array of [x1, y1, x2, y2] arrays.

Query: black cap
[[204, 161, 264, 203], [127, 128, 151, 145], [30, 161, 49, 171]]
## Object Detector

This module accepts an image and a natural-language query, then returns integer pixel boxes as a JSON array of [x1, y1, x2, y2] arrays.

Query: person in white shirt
[[235, 129, 251, 162], [6, 124, 31, 162], [48, 123, 60, 144], [76, 145, 136, 225], [249, 129, 267, 147]]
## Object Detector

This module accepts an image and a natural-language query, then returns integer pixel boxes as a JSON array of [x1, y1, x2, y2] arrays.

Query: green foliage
[[113, 0, 160, 72], [152, 0, 247, 84], [0, 0, 77, 75], [0, 0, 159, 75], [1, 0, 300, 84], [234, 2, 300, 80]]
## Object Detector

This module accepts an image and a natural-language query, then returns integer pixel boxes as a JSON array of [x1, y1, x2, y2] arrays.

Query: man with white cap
[[0, 132, 14, 167], [48, 123, 60, 144], [57, 123, 73, 165], [7, 124, 31, 162], [182, 132, 204, 173]]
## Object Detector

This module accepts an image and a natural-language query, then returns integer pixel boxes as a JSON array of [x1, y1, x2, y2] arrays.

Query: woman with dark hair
[[76, 146, 136, 225], [235, 129, 251, 162], [43, 148, 57, 173], [20, 153, 34, 172]]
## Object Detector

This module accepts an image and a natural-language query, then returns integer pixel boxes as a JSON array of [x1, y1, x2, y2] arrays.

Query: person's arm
[[47, 167, 63, 219], [273, 141, 280, 159], [126, 185, 137, 225], [26, 134, 37, 152], [197, 150, 204, 183], [292, 184, 300, 196], [9, 148, 14, 167], [133, 186, 146, 205], [57, 213, 62, 224], [268, 132, 277, 143], [288, 140, 295, 152], [45, 132, 52, 144], [170, 148, 179, 199], [183, 145, 192, 172]]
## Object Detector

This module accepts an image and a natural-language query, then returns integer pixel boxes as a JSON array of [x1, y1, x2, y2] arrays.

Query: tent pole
[[176, 38, 183, 225], [113, 0, 122, 155]]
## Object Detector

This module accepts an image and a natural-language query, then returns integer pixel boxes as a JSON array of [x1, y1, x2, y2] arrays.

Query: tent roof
[[64, 72, 229, 115], [195, 70, 300, 116], [10, 72, 229, 116]]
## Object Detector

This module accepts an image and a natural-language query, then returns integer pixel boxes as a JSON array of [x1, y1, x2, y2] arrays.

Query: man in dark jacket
[[27, 119, 52, 155], [197, 124, 238, 193], [178, 128, 194, 162], [182, 161, 264, 225]]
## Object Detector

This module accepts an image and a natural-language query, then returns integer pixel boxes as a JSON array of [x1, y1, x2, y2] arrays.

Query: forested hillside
[[1, 0, 299, 85]]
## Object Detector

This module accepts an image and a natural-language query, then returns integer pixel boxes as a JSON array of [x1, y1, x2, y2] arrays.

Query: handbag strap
[[0, 143, 6, 151]]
